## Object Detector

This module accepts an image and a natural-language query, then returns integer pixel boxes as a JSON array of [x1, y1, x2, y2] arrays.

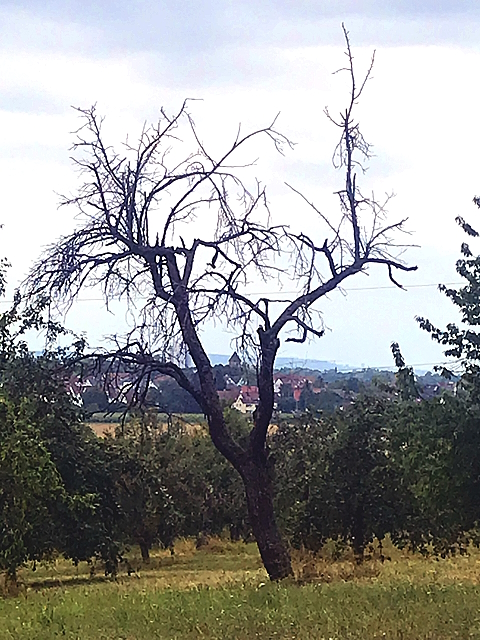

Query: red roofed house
[[232, 385, 259, 414]]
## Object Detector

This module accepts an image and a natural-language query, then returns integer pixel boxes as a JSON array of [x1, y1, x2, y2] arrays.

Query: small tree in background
[[131, 408, 249, 544], [390, 394, 479, 556]]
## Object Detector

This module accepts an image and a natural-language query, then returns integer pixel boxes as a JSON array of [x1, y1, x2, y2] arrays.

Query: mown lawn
[[2, 540, 480, 639]]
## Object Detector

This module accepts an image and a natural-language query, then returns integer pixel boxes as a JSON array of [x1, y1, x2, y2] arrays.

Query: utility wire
[[0, 282, 464, 305], [340, 360, 460, 370]]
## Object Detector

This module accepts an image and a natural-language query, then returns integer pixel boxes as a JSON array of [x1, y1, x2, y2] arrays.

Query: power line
[[343, 360, 460, 370], [0, 282, 464, 305]]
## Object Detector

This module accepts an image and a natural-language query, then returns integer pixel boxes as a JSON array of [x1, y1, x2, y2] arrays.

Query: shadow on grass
[[25, 573, 119, 591], [17, 543, 264, 594]]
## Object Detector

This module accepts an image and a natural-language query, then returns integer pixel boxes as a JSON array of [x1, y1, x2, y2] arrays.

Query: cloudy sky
[[1, 0, 480, 370]]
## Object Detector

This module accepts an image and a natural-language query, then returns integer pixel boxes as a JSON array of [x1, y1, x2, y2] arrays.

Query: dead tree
[[25, 28, 416, 580]]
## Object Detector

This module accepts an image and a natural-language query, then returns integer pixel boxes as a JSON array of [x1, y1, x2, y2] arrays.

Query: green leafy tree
[[0, 299, 67, 587], [299, 384, 344, 413], [146, 378, 202, 413], [272, 411, 335, 551], [383, 344, 480, 556], [148, 409, 249, 543], [322, 397, 409, 560], [0, 280, 126, 578], [391, 394, 480, 556], [274, 398, 414, 561], [0, 402, 65, 587], [391, 342, 420, 400], [81, 386, 110, 413], [0, 264, 67, 587], [417, 198, 480, 385], [107, 411, 179, 562]]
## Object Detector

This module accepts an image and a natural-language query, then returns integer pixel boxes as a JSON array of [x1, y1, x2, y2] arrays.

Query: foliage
[[417, 198, 480, 398], [272, 411, 335, 551], [106, 411, 180, 561], [0, 402, 65, 580], [81, 386, 110, 413], [414, 197, 480, 551], [392, 394, 480, 556], [0, 276, 126, 577], [131, 409, 249, 542], [298, 384, 344, 413], [391, 341, 420, 400], [273, 397, 413, 559], [418, 209, 480, 367], [145, 378, 202, 414], [0, 267, 70, 580]]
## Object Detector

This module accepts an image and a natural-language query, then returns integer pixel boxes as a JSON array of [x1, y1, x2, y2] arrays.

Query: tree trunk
[[240, 455, 293, 581], [171, 287, 292, 580], [2, 569, 19, 596], [139, 541, 151, 564], [351, 503, 365, 564]]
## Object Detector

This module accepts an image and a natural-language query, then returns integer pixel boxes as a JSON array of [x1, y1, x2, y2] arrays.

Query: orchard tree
[[0, 264, 64, 589], [25, 29, 416, 580], [273, 398, 412, 561], [106, 412, 179, 562], [417, 199, 480, 364], [0, 400, 65, 590], [391, 393, 479, 556]]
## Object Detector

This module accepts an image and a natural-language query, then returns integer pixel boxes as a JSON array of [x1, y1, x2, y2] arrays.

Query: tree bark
[[171, 281, 293, 580], [240, 455, 293, 581], [2, 569, 19, 596], [139, 541, 151, 564], [352, 503, 365, 564]]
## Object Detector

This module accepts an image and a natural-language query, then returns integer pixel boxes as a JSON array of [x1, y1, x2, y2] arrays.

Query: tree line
[[3, 327, 480, 590]]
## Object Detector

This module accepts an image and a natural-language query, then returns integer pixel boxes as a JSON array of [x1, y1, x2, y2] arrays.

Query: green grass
[[2, 540, 480, 639]]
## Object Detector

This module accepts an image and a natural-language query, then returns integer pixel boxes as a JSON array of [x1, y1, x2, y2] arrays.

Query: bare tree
[[25, 27, 416, 580]]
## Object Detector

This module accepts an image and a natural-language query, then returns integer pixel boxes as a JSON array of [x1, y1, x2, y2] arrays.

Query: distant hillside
[[275, 357, 351, 371], [208, 354, 350, 371]]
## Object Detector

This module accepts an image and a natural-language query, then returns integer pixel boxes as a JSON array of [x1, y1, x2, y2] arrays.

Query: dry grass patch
[[292, 537, 480, 587], [86, 414, 208, 438], [87, 422, 116, 437]]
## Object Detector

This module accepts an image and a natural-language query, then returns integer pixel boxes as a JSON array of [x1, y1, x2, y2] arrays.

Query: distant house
[[293, 387, 302, 403], [233, 385, 259, 414], [218, 387, 241, 404]]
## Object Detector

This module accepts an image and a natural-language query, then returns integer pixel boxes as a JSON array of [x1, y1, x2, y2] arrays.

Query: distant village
[[67, 352, 456, 417]]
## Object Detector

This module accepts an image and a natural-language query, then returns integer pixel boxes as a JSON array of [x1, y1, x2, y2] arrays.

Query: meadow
[[2, 539, 480, 639]]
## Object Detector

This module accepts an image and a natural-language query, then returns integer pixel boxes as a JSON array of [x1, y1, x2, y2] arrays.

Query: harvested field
[[88, 422, 117, 437], [86, 413, 208, 438]]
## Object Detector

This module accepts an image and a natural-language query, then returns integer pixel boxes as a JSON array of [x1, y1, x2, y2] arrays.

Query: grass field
[[2, 539, 480, 639], [87, 413, 208, 437]]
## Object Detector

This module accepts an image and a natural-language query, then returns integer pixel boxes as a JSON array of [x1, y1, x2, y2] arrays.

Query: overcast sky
[[1, 1, 480, 370]]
